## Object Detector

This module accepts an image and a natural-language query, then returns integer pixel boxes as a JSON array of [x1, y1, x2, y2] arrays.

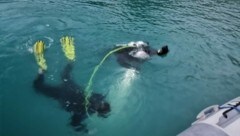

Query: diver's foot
[[33, 40, 47, 70], [60, 36, 76, 61]]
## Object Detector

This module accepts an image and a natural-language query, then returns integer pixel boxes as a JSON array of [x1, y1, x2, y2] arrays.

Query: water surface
[[0, 0, 240, 136]]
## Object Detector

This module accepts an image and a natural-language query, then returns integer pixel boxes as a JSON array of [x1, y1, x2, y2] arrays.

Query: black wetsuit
[[33, 63, 108, 132], [115, 45, 157, 70]]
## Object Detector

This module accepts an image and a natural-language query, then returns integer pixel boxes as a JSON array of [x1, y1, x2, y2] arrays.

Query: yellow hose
[[84, 45, 134, 116]]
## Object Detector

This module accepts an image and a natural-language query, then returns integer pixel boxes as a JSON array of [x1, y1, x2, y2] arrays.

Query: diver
[[32, 37, 111, 132], [115, 41, 169, 70]]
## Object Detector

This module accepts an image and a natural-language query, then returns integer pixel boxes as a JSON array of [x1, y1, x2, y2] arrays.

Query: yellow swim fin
[[33, 41, 47, 70], [60, 36, 75, 61]]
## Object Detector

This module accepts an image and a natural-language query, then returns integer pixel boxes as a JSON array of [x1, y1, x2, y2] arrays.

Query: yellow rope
[[84, 45, 134, 116]]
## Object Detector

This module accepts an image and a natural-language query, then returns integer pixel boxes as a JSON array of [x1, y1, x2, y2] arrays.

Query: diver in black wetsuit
[[33, 63, 111, 132], [115, 41, 169, 70]]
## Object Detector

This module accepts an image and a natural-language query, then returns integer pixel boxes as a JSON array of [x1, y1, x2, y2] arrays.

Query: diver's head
[[128, 41, 149, 48], [96, 101, 111, 117], [157, 45, 169, 56], [89, 94, 111, 117], [136, 41, 148, 47]]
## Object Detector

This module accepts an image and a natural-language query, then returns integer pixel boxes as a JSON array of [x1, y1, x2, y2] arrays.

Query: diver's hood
[[129, 49, 150, 60], [128, 41, 149, 48]]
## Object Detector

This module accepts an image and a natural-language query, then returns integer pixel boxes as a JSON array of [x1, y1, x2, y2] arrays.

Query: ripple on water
[[0, 0, 240, 136], [227, 54, 240, 67]]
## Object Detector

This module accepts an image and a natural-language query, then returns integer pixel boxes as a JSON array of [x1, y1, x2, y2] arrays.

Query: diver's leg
[[33, 69, 61, 99], [61, 62, 73, 82], [33, 70, 44, 89], [60, 62, 84, 93]]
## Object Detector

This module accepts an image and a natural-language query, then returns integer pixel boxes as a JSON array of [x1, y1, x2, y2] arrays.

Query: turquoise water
[[1, 0, 240, 136]]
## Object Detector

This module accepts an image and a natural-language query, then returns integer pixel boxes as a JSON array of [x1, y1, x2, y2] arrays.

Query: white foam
[[109, 69, 137, 113], [121, 68, 137, 88], [25, 37, 33, 53], [28, 47, 33, 53], [44, 36, 54, 48]]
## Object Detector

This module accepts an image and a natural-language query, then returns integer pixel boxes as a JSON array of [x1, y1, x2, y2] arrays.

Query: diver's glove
[[60, 36, 76, 61], [33, 41, 47, 70]]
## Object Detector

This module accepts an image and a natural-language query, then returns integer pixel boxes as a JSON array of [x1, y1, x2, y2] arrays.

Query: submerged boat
[[178, 97, 240, 136]]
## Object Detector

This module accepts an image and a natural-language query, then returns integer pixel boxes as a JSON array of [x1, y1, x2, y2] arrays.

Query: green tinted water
[[0, 0, 240, 136]]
